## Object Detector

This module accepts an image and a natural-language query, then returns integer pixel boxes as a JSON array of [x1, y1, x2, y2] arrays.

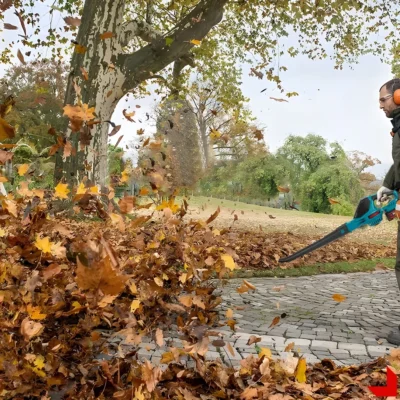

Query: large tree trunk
[[56, 0, 228, 187], [198, 113, 209, 168]]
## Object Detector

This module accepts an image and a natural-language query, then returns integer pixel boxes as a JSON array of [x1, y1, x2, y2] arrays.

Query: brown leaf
[[17, 49, 25, 64], [155, 328, 164, 347], [20, 317, 44, 341], [243, 280, 256, 290], [109, 124, 121, 137], [247, 335, 261, 345], [80, 67, 88, 80], [119, 196, 136, 214], [212, 339, 226, 347], [206, 207, 220, 224], [328, 198, 341, 205], [284, 342, 295, 352], [4, 23, 18, 30], [332, 293, 346, 302], [269, 316, 280, 328], [64, 16, 81, 26], [75, 257, 127, 295], [100, 31, 114, 39], [123, 109, 136, 122], [270, 97, 288, 103], [0, 117, 15, 140], [0, 149, 13, 164]]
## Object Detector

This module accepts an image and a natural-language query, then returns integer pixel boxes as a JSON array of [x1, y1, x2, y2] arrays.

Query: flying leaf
[[247, 335, 261, 345], [295, 358, 307, 383], [4, 23, 18, 30], [221, 254, 236, 271], [190, 39, 201, 45], [277, 186, 290, 193], [80, 67, 88, 80], [74, 44, 87, 54], [54, 182, 70, 199], [332, 293, 346, 302], [206, 207, 220, 224], [0, 117, 15, 140], [20, 318, 44, 341], [165, 37, 174, 46], [109, 124, 121, 137], [100, 31, 114, 39], [123, 109, 135, 122], [285, 342, 295, 352], [27, 304, 47, 320], [328, 198, 341, 205], [269, 316, 280, 328], [259, 347, 272, 359], [18, 163, 29, 176], [64, 16, 81, 26], [243, 280, 256, 290], [137, 128, 145, 135], [250, 68, 264, 79], [155, 328, 164, 347], [35, 236, 53, 254], [254, 129, 264, 140], [270, 97, 288, 102], [226, 308, 233, 319], [17, 49, 25, 64]]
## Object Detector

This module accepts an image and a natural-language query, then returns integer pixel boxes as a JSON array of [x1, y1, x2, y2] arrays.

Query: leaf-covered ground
[[1, 187, 400, 399]]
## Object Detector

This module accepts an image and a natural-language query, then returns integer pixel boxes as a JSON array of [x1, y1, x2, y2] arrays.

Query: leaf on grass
[[18, 163, 29, 176], [295, 358, 307, 383]]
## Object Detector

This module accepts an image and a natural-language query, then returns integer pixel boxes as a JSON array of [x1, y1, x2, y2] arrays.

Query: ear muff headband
[[394, 89, 400, 105]]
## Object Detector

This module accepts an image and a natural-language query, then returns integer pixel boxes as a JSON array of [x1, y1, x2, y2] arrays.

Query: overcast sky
[[0, 4, 396, 179]]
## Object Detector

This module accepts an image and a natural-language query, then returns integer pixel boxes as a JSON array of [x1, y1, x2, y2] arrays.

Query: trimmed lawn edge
[[230, 258, 394, 279]]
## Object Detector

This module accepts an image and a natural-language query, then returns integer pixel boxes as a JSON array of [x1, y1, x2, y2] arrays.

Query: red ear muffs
[[394, 89, 400, 105]]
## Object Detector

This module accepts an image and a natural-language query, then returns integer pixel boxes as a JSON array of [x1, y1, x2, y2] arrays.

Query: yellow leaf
[[72, 301, 82, 309], [226, 308, 233, 319], [130, 299, 140, 312], [76, 182, 86, 195], [179, 295, 193, 307], [160, 351, 174, 364], [0, 117, 15, 140], [259, 347, 272, 359], [121, 168, 130, 183], [210, 129, 222, 140], [154, 276, 163, 287], [332, 293, 346, 302], [34, 236, 53, 254], [134, 385, 145, 400], [179, 273, 187, 283], [295, 358, 307, 383], [243, 280, 256, 290], [27, 304, 47, 320], [89, 185, 99, 194], [34, 354, 45, 370], [221, 254, 236, 271], [129, 281, 138, 295], [190, 39, 201, 45], [54, 182, 70, 199], [0, 228, 6, 237], [18, 163, 29, 176], [74, 44, 87, 54]]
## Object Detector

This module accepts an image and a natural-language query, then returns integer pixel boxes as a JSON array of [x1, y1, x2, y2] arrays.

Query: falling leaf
[[80, 67, 88, 80], [269, 316, 280, 328], [155, 328, 164, 347], [0, 117, 15, 140], [328, 198, 341, 205], [332, 293, 346, 302], [100, 31, 114, 39], [74, 44, 87, 54], [221, 254, 236, 271], [54, 182, 70, 199], [295, 358, 307, 383], [190, 39, 201, 45], [64, 16, 81, 26], [250, 68, 264, 79], [226, 308, 233, 319], [4, 23, 18, 30], [243, 280, 256, 290], [137, 128, 145, 135], [35, 236, 53, 254], [254, 129, 263, 140], [109, 124, 121, 137], [270, 97, 288, 102], [284, 342, 295, 352], [277, 186, 290, 193], [17, 163, 29, 176], [259, 347, 272, 359], [27, 304, 47, 320], [17, 49, 25, 64], [206, 207, 220, 224], [247, 335, 261, 345], [20, 318, 44, 341], [139, 187, 149, 196], [123, 109, 136, 122], [165, 37, 174, 46]]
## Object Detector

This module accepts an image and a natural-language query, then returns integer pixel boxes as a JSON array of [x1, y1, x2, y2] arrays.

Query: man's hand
[[377, 186, 392, 203]]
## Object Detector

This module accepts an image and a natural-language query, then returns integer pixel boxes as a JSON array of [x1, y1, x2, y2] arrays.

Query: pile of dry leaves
[[0, 182, 399, 399]]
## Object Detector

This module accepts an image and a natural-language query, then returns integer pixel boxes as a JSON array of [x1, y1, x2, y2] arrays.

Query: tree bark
[[56, 0, 228, 187]]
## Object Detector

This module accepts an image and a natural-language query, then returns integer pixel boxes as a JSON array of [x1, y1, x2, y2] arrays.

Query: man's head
[[379, 78, 400, 118]]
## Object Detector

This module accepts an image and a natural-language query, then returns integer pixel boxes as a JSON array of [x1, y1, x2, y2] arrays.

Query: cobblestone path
[[113, 271, 400, 367]]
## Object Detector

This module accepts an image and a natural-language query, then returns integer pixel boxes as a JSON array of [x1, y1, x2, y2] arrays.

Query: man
[[377, 78, 400, 345]]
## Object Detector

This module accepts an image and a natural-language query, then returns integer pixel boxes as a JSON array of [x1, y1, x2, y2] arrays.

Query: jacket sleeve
[[393, 132, 400, 190], [383, 164, 395, 190]]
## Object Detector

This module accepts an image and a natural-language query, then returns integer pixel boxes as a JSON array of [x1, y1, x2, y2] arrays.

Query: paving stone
[[338, 343, 366, 351], [311, 340, 337, 350]]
